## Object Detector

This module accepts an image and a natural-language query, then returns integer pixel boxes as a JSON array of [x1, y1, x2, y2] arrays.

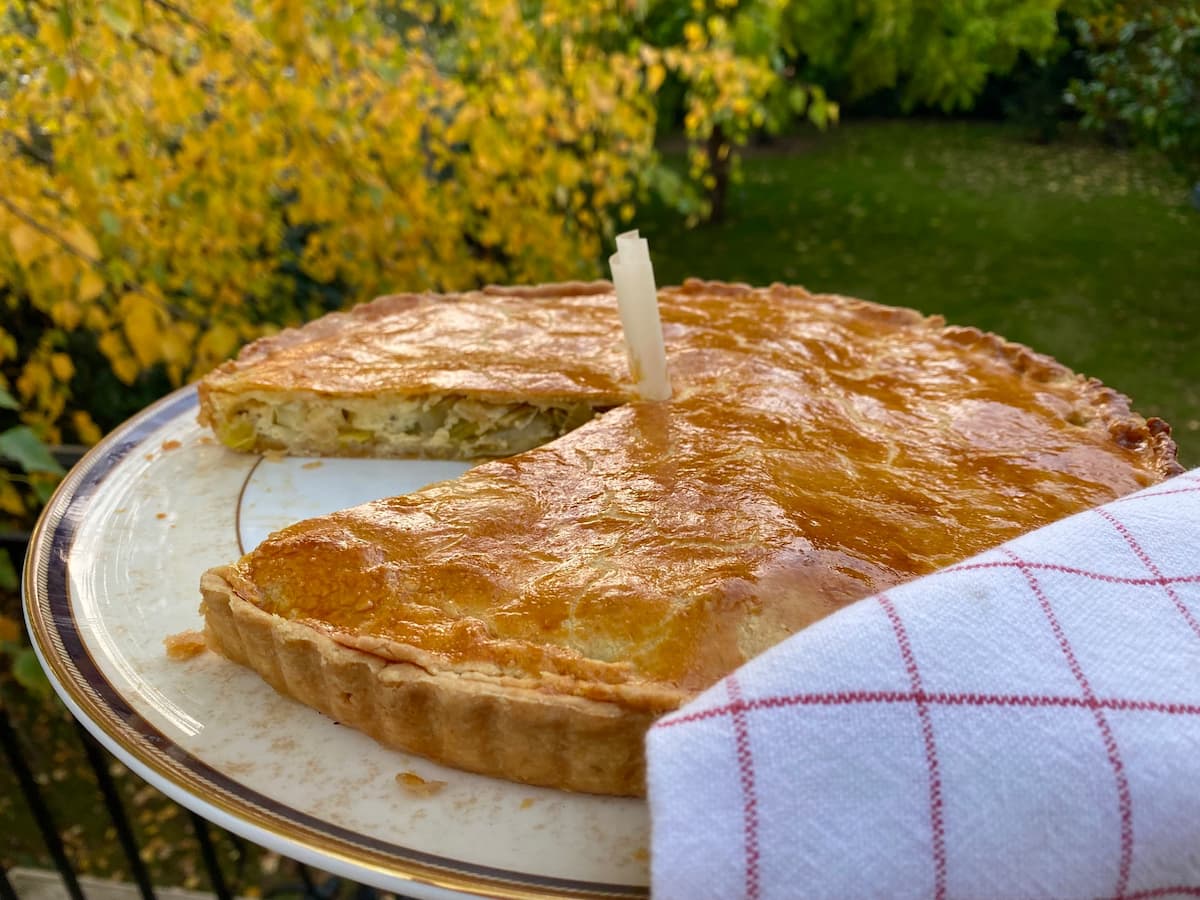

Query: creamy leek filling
[[214, 393, 602, 459]]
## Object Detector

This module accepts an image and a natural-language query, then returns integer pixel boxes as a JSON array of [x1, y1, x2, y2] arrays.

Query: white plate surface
[[25, 387, 649, 899]]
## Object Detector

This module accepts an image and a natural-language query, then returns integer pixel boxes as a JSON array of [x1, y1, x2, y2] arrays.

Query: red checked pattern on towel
[[648, 472, 1200, 900]]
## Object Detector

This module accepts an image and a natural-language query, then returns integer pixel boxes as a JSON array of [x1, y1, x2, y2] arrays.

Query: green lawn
[[638, 120, 1199, 469]]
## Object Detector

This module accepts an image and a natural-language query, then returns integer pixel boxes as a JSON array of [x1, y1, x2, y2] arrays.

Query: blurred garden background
[[1, 0, 1198, 894]]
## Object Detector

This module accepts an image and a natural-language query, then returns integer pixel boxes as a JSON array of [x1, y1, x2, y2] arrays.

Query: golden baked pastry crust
[[196, 282, 633, 458], [199, 279, 1181, 795]]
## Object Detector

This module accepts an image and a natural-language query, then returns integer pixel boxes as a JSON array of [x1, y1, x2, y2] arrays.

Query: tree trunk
[[705, 125, 731, 225]]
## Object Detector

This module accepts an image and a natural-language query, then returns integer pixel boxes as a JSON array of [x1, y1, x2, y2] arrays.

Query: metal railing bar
[[73, 722, 157, 900], [0, 866, 19, 900], [0, 705, 86, 900], [225, 830, 248, 888], [187, 810, 232, 900], [295, 863, 318, 896]]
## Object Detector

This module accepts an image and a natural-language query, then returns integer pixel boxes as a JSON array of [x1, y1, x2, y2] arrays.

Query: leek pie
[[198, 280, 1181, 795]]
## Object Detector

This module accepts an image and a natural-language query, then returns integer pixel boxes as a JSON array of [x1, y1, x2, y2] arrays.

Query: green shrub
[[1068, 1, 1200, 183]]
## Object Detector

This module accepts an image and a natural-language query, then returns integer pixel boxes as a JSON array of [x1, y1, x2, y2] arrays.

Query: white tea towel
[[648, 471, 1200, 899]]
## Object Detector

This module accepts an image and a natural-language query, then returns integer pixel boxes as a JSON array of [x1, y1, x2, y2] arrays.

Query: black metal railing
[[0, 699, 242, 899], [0, 441, 416, 899], [1, 702, 86, 900], [1, 546, 408, 900], [1, 689, 412, 899]]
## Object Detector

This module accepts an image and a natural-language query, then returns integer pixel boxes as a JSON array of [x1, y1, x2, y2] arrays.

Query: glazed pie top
[[214, 281, 1181, 714], [196, 283, 644, 459], [199, 282, 632, 405]]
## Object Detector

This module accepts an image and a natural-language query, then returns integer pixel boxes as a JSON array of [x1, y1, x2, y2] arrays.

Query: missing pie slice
[[198, 280, 1182, 795]]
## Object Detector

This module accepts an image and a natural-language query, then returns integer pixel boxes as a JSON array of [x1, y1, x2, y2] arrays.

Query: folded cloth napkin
[[648, 471, 1200, 900]]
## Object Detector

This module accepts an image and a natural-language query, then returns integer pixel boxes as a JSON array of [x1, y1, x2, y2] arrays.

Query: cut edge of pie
[[196, 280, 626, 460]]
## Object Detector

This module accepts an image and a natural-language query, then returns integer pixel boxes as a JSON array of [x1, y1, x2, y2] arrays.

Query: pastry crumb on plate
[[396, 771, 447, 797], [163, 630, 208, 660]]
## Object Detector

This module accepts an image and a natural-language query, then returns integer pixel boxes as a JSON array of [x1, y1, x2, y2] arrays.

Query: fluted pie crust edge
[[200, 568, 658, 796]]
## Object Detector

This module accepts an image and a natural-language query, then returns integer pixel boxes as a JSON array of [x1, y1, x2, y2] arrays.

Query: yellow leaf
[[0, 329, 17, 363], [646, 63, 666, 93], [71, 410, 103, 445], [198, 323, 240, 363], [16, 359, 50, 401], [113, 355, 139, 384], [66, 70, 98, 103], [0, 478, 24, 517], [62, 222, 101, 260], [78, 269, 105, 302], [120, 294, 162, 368], [9, 223, 48, 269], [50, 301, 83, 330], [49, 353, 74, 382], [98, 331, 139, 384], [48, 253, 78, 289]]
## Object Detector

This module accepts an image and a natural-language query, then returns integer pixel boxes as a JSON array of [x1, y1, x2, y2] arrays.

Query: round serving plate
[[23, 386, 649, 899]]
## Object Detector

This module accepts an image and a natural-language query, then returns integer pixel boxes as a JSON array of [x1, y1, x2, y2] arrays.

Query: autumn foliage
[[4, 0, 643, 448], [0, 0, 840, 471]]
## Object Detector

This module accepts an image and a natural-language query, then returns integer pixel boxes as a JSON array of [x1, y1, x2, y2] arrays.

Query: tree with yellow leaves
[[0, 0, 832, 481]]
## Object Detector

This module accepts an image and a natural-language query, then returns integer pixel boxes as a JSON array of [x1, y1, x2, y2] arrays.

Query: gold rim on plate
[[23, 386, 646, 900]]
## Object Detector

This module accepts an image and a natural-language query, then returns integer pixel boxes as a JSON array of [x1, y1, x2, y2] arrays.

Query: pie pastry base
[[201, 569, 656, 796]]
